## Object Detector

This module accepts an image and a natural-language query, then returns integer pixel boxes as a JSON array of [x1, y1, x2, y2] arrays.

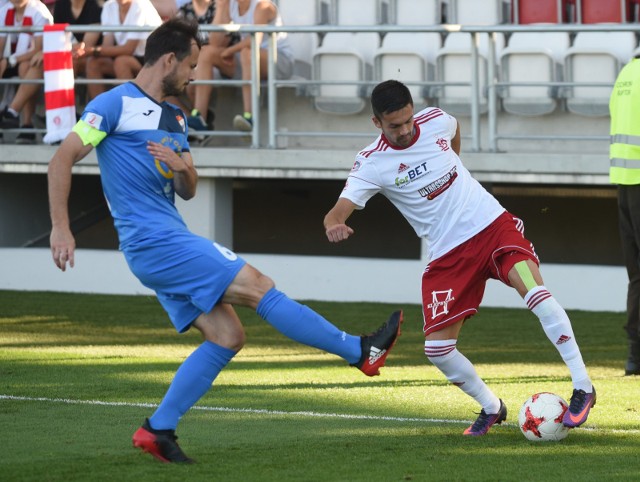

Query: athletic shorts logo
[[427, 289, 454, 319]]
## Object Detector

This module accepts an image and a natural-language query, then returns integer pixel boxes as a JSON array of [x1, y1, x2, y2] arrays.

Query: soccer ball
[[518, 392, 570, 442]]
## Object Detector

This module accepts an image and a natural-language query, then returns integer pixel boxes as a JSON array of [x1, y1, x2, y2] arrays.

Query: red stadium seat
[[513, 0, 568, 24], [581, 0, 632, 23]]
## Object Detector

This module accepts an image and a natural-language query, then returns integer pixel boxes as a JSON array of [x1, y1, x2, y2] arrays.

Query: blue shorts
[[123, 231, 246, 333]]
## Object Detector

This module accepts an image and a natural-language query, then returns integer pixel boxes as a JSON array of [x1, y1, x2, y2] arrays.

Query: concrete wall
[[0, 247, 627, 312]]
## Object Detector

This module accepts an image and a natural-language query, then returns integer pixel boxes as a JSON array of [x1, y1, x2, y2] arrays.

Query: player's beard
[[162, 68, 187, 98]]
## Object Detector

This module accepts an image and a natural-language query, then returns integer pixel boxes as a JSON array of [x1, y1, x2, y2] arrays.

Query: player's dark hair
[[144, 18, 202, 66], [371, 80, 414, 119]]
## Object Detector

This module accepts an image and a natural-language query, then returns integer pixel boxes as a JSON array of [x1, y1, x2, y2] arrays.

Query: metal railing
[[0, 22, 633, 151]]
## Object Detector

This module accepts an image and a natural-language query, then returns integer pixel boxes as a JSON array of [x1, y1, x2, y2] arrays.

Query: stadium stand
[[499, 30, 570, 116]]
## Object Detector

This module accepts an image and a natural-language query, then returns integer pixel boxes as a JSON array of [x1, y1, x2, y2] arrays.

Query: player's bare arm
[[324, 197, 357, 243], [48, 133, 94, 272], [452, 121, 461, 155], [146, 141, 198, 200]]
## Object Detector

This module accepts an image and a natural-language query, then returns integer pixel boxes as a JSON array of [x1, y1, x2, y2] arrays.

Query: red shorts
[[421, 211, 539, 336]]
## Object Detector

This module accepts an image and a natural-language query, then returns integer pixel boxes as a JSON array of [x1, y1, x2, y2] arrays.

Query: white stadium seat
[[312, 32, 380, 114], [374, 33, 442, 106], [393, 0, 441, 25], [451, 0, 504, 25], [435, 32, 504, 115], [499, 30, 570, 116], [564, 30, 637, 116], [332, 0, 380, 24], [276, 0, 320, 80]]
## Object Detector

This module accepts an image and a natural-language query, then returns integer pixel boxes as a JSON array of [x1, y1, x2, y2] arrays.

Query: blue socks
[[256, 288, 361, 364], [149, 289, 362, 430], [149, 340, 236, 430]]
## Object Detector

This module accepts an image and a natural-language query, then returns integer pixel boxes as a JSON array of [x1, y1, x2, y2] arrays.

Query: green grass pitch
[[1, 290, 638, 481]]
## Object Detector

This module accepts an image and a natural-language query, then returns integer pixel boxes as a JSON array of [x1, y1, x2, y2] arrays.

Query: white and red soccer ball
[[518, 392, 570, 442]]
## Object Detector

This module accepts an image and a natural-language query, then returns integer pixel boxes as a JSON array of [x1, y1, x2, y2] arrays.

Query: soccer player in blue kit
[[47, 18, 402, 464]]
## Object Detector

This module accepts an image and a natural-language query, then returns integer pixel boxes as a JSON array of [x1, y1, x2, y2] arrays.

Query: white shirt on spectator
[[100, 0, 162, 58], [0, 0, 53, 57]]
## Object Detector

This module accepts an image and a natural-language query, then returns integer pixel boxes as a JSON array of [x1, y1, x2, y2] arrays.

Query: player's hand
[[50, 226, 76, 272], [325, 224, 354, 243], [147, 141, 187, 173]]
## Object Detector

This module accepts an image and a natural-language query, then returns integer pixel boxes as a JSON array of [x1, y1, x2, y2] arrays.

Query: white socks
[[525, 286, 592, 392], [425, 339, 501, 414]]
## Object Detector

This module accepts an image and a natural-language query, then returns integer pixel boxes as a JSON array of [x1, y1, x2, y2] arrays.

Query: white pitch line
[[1, 394, 636, 434], [0, 394, 469, 425]]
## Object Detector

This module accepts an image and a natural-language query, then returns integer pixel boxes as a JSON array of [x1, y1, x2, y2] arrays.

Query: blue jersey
[[72, 82, 246, 332], [74, 82, 191, 250]]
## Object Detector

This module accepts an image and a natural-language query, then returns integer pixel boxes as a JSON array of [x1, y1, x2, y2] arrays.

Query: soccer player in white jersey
[[324, 80, 596, 436], [47, 19, 402, 463]]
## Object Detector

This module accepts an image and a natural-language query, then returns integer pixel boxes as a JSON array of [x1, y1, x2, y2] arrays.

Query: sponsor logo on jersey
[[397, 163, 410, 173], [418, 166, 458, 200], [395, 161, 429, 188], [143, 109, 154, 116]]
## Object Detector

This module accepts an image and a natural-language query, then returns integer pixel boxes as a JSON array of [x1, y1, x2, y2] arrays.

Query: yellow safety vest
[[610, 58, 640, 185]]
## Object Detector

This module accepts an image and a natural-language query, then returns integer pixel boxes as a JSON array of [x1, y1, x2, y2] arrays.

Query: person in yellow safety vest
[[610, 54, 640, 376]]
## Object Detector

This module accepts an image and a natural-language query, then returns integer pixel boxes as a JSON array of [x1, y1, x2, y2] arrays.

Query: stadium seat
[[451, 0, 504, 25], [512, 0, 568, 23], [435, 32, 505, 115], [564, 31, 636, 116], [312, 32, 380, 114], [580, 0, 631, 23], [331, 0, 380, 25], [277, 0, 320, 80], [374, 33, 442, 105], [499, 30, 570, 116], [393, 0, 441, 25]]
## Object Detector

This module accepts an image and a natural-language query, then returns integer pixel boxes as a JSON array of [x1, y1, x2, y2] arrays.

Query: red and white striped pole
[[42, 24, 75, 144]]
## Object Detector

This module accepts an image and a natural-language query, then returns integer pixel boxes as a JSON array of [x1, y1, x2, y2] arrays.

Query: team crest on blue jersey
[[176, 114, 186, 132]]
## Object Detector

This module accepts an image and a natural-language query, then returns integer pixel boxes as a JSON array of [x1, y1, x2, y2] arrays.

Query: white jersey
[[0, 0, 53, 57], [340, 107, 505, 263]]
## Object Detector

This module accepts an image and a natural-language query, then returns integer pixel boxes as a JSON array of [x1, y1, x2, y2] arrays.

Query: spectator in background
[[81, 0, 161, 99], [609, 54, 640, 376], [0, 0, 53, 144], [150, 0, 180, 20], [53, 0, 102, 78], [188, 0, 293, 132]]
